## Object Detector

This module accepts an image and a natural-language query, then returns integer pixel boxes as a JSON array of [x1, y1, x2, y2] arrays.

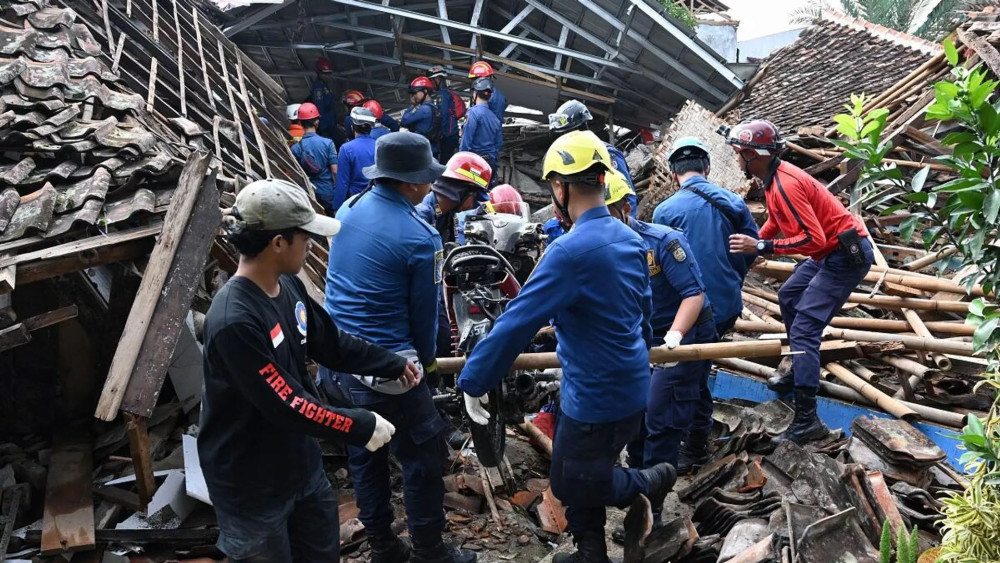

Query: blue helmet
[[667, 137, 710, 164]]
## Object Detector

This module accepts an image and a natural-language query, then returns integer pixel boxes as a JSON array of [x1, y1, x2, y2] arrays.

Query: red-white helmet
[[342, 90, 365, 107], [726, 120, 785, 155], [315, 58, 334, 73], [428, 65, 448, 79], [488, 184, 526, 216], [442, 152, 492, 189], [409, 76, 435, 93], [468, 61, 494, 78], [297, 102, 320, 121], [362, 99, 383, 120]]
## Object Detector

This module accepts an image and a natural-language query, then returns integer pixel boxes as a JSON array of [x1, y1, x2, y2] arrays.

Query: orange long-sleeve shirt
[[760, 161, 868, 259]]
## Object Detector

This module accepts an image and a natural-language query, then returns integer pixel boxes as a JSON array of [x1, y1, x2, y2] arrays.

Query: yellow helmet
[[541, 130, 612, 180], [603, 170, 634, 206]]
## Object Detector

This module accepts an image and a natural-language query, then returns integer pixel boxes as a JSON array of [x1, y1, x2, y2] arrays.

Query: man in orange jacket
[[726, 120, 874, 447]]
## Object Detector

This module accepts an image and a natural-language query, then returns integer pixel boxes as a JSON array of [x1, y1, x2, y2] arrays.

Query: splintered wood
[[41, 427, 94, 555]]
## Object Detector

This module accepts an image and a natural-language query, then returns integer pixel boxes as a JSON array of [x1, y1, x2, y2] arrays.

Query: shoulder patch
[[647, 249, 662, 276], [667, 238, 687, 262]]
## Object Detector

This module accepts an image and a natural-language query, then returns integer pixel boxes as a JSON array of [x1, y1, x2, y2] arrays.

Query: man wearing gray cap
[[200, 179, 421, 562], [323, 132, 476, 563]]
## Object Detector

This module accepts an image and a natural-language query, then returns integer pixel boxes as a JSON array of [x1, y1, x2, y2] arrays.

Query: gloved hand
[[663, 330, 683, 349], [464, 392, 491, 425], [364, 412, 396, 452]]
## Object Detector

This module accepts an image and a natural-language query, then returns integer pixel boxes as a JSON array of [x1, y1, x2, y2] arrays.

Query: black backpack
[[425, 99, 443, 144]]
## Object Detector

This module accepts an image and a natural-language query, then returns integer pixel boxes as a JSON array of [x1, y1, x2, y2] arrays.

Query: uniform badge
[[434, 249, 444, 284], [295, 301, 308, 336], [270, 323, 285, 348], [647, 249, 662, 276], [667, 239, 687, 262]]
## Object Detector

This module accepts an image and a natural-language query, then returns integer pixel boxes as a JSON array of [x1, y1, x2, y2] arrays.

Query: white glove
[[663, 330, 683, 349], [464, 392, 491, 425], [364, 412, 396, 452]]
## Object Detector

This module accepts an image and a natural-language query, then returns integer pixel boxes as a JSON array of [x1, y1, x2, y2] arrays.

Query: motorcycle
[[441, 201, 556, 470]]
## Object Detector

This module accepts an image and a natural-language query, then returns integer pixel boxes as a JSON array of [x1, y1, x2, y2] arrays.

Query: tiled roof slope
[[0, 0, 185, 243], [733, 15, 937, 133]]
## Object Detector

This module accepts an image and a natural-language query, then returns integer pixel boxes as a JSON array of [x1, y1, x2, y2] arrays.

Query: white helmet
[[350, 106, 377, 126], [286, 104, 301, 121]]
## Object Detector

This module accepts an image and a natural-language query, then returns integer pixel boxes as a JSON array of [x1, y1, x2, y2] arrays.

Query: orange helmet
[[442, 152, 492, 190], [488, 185, 525, 215], [362, 99, 383, 120], [409, 76, 435, 93], [342, 90, 365, 107], [468, 61, 494, 78], [297, 102, 320, 121]]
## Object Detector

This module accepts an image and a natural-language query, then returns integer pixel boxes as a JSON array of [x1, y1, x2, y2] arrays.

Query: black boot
[[767, 357, 795, 394], [639, 462, 677, 502], [770, 387, 828, 447], [370, 531, 412, 563], [676, 430, 711, 476], [411, 532, 476, 563], [553, 530, 612, 563]]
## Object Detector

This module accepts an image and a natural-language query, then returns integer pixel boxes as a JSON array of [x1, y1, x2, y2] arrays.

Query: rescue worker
[[468, 61, 506, 121], [428, 66, 461, 162], [362, 99, 397, 141], [286, 104, 304, 146], [653, 137, 759, 337], [310, 58, 339, 141], [548, 99, 638, 218], [458, 131, 676, 563], [401, 76, 442, 157], [200, 179, 416, 562], [604, 171, 717, 485], [290, 102, 339, 215], [335, 106, 378, 210], [323, 132, 476, 563], [459, 78, 503, 184], [341, 89, 366, 142], [726, 120, 874, 446]]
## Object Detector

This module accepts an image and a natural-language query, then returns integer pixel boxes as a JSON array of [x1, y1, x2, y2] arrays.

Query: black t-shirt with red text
[[199, 274, 405, 491]]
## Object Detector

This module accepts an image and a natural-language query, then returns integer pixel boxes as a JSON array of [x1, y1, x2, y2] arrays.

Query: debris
[[40, 427, 93, 555], [181, 435, 210, 506], [718, 519, 770, 563], [796, 507, 879, 563], [621, 494, 652, 563], [535, 488, 567, 535]]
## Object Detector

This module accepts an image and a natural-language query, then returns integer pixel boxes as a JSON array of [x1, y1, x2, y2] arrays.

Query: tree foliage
[[658, 0, 699, 31], [789, 0, 987, 40]]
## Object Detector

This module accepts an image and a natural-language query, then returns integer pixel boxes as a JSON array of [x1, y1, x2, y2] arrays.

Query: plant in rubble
[[878, 519, 919, 563], [657, 0, 698, 31]]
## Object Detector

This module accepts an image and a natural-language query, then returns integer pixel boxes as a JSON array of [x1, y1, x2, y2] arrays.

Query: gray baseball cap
[[233, 178, 341, 237]]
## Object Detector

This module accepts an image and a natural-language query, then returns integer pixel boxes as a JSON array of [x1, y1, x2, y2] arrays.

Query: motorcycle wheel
[[468, 382, 506, 467]]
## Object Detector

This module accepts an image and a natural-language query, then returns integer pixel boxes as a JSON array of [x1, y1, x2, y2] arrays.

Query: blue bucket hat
[[363, 131, 446, 184]]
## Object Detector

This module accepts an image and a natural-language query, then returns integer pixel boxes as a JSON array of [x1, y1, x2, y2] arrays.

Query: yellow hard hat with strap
[[603, 170, 634, 206], [542, 130, 612, 181]]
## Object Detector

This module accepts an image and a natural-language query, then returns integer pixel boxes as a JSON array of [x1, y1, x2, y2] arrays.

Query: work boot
[[369, 531, 412, 563], [639, 462, 677, 502], [553, 531, 613, 563], [676, 430, 712, 476], [770, 387, 828, 447], [411, 536, 477, 563], [766, 357, 795, 394]]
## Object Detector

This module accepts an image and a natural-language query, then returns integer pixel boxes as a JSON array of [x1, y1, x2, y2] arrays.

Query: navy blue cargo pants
[[778, 238, 874, 389]]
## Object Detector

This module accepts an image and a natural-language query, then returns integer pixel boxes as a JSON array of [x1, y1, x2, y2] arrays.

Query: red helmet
[[442, 152, 492, 189], [489, 185, 525, 216], [726, 120, 785, 155], [297, 102, 320, 121], [409, 76, 435, 93], [362, 99, 383, 120], [342, 90, 365, 107], [468, 61, 494, 78], [315, 58, 333, 73]]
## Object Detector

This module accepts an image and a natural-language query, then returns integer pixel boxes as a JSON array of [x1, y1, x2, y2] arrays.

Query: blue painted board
[[710, 370, 966, 469]]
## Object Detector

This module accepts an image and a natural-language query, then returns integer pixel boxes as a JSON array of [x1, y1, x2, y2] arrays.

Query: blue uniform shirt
[[460, 104, 503, 162], [458, 206, 653, 424], [345, 114, 400, 140], [335, 133, 376, 211], [437, 87, 459, 138], [487, 86, 507, 122], [607, 144, 638, 218], [291, 132, 338, 199], [628, 217, 711, 334], [401, 102, 439, 153], [414, 192, 456, 244], [371, 125, 391, 141], [652, 175, 759, 326], [309, 79, 339, 140], [326, 185, 443, 367]]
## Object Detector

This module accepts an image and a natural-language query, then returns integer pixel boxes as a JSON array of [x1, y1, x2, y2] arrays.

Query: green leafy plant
[[879, 519, 920, 563], [658, 0, 698, 31], [789, 0, 987, 40]]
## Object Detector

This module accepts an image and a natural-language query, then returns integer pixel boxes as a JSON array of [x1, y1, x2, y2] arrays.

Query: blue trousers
[[327, 374, 449, 537], [551, 410, 651, 536], [210, 465, 340, 563], [778, 239, 874, 389], [439, 135, 459, 163]]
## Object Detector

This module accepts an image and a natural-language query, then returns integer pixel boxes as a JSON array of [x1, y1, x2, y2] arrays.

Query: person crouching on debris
[[199, 179, 418, 563], [726, 120, 874, 447], [291, 102, 339, 215], [321, 132, 477, 563], [458, 131, 676, 563], [604, 171, 718, 485]]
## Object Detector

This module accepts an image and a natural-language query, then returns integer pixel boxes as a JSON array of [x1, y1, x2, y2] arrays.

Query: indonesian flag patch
[[270, 323, 285, 348]]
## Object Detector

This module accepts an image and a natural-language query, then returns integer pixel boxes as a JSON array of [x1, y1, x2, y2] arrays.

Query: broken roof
[[216, 0, 745, 129], [724, 12, 940, 134]]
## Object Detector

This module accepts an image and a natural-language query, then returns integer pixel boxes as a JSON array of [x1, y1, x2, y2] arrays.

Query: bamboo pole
[[823, 362, 919, 421], [518, 419, 553, 458], [824, 327, 976, 355], [735, 318, 974, 336], [742, 292, 782, 316], [846, 293, 969, 313], [714, 358, 964, 427], [753, 260, 984, 297], [742, 307, 781, 327], [901, 247, 958, 271], [436, 340, 784, 374], [743, 286, 779, 303]]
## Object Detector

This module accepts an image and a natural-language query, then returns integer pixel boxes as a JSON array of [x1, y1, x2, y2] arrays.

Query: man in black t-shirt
[[200, 178, 421, 563]]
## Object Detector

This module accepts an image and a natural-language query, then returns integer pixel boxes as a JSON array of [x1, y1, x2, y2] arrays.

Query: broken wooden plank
[[22, 305, 78, 332], [121, 172, 220, 418], [124, 413, 156, 509], [41, 427, 95, 555], [0, 323, 30, 352], [25, 527, 219, 545], [0, 263, 13, 293], [92, 486, 141, 512], [95, 152, 212, 421]]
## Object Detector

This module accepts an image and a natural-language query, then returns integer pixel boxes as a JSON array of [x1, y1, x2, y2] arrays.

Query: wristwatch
[[756, 240, 773, 255]]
